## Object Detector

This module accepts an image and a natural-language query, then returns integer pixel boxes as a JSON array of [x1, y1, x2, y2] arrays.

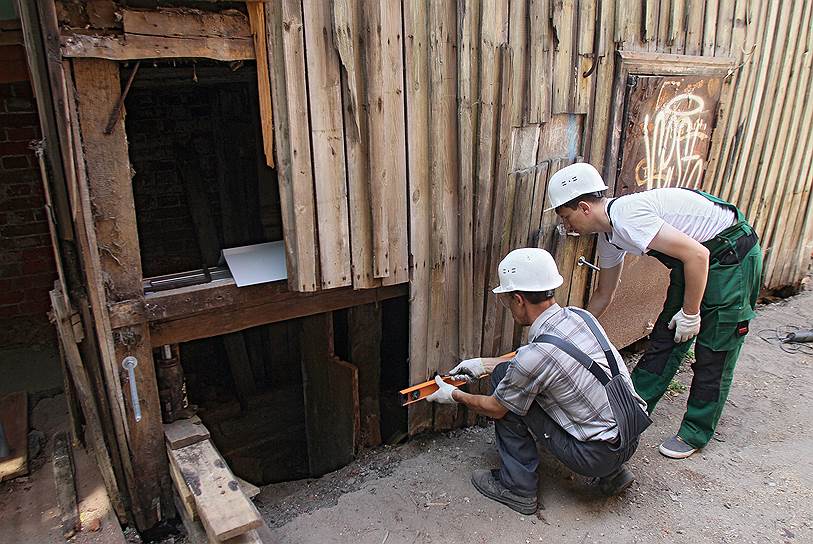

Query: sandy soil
[[257, 287, 813, 544]]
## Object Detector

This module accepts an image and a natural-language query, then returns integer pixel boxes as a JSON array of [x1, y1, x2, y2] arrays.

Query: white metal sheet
[[221, 241, 287, 287]]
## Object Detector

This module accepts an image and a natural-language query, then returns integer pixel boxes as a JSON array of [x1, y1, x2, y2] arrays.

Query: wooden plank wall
[[704, 0, 813, 289], [259, 1, 810, 432]]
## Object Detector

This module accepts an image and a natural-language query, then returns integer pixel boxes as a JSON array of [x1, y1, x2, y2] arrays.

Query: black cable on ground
[[757, 325, 813, 356]]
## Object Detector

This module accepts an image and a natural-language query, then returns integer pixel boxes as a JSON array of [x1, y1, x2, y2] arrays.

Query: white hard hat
[[492, 248, 564, 294], [546, 162, 608, 210]]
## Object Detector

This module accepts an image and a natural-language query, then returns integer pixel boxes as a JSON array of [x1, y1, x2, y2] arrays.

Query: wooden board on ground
[[164, 416, 211, 450], [0, 391, 28, 481], [170, 440, 261, 541], [52, 431, 79, 538]]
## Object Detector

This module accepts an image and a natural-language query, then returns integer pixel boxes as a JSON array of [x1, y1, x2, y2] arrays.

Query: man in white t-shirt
[[546, 163, 762, 459]]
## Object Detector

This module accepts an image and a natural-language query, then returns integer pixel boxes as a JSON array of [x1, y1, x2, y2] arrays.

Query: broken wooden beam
[[53, 431, 80, 539], [169, 440, 261, 541], [164, 416, 211, 450], [61, 33, 254, 61]]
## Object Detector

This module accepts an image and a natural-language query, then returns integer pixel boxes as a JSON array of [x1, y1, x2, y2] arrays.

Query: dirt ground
[[256, 285, 813, 544]]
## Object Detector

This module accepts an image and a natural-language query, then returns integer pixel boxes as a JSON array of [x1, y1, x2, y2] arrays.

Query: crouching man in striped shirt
[[426, 248, 650, 515]]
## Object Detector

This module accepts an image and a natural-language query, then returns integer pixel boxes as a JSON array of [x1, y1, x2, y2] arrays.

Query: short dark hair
[[557, 190, 607, 212], [517, 290, 555, 304]]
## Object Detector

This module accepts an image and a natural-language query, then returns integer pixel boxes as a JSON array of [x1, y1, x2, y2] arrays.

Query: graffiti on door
[[616, 76, 722, 196]]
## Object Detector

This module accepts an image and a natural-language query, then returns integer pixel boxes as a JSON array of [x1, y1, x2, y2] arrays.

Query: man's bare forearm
[[451, 390, 508, 419]]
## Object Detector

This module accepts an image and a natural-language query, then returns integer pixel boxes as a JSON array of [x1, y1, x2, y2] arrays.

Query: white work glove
[[448, 357, 486, 383], [668, 309, 701, 344], [425, 376, 458, 404]]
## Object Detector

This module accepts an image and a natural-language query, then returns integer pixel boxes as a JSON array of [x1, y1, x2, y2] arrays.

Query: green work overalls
[[628, 190, 763, 449]]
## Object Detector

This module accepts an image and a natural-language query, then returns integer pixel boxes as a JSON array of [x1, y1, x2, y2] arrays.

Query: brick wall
[[0, 43, 58, 348]]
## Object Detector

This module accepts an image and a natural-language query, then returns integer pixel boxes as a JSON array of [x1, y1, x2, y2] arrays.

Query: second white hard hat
[[546, 162, 609, 210], [492, 248, 564, 294]]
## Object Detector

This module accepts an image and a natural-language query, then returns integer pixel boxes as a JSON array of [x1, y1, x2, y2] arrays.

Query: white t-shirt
[[597, 188, 736, 268]]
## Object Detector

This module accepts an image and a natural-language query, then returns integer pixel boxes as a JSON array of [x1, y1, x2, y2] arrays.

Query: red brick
[[12, 82, 34, 99], [18, 298, 51, 317], [13, 234, 50, 248], [4, 97, 34, 113], [0, 141, 34, 156], [2, 222, 49, 238], [4, 183, 33, 197], [0, 263, 22, 278], [0, 196, 43, 212], [1, 155, 30, 169], [22, 255, 55, 275], [0, 305, 21, 319], [0, 290, 24, 305], [5, 126, 39, 141], [25, 271, 57, 288], [0, 112, 36, 128]]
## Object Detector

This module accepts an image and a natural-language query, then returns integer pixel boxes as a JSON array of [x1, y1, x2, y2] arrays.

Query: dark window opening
[[123, 60, 281, 280]]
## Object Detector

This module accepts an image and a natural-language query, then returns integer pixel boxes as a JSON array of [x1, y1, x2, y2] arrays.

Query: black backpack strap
[[569, 307, 622, 377], [533, 333, 610, 386]]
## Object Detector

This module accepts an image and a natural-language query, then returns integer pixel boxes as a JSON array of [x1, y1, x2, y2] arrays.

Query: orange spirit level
[[399, 352, 516, 406], [399, 376, 468, 406]]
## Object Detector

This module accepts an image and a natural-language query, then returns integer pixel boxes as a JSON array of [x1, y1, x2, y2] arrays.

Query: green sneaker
[[471, 469, 538, 515], [659, 435, 697, 459]]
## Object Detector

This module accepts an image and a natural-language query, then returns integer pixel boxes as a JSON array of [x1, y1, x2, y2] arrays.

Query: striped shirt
[[493, 304, 646, 442]]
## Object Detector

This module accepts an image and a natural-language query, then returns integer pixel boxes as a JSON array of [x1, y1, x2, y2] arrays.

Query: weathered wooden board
[[247, 3, 274, 168], [0, 391, 28, 481], [164, 416, 211, 450], [121, 8, 251, 38], [299, 314, 358, 475], [61, 33, 255, 60], [170, 440, 261, 541], [303, 0, 352, 289], [404, 0, 433, 434]]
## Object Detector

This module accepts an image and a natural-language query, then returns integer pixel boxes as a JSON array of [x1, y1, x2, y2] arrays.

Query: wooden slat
[[265, 1, 300, 289], [472, 0, 504, 358], [428, 0, 460, 431], [379, 1, 410, 286], [481, 45, 513, 357], [73, 58, 170, 528], [509, 0, 528, 125], [668, 0, 686, 53], [702, 0, 720, 56], [586, 0, 615, 167], [348, 303, 382, 447], [623, 0, 643, 50], [458, 0, 479, 360], [121, 8, 251, 38], [365, 2, 390, 281], [403, 0, 433, 434], [684, 0, 705, 55], [168, 447, 197, 521], [165, 416, 211, 450], [303, 0, 352, 289], [714, 0, 735, 57], [247, 3, 274, 168], [643, 0, 659, 49], [0, 391, 27, 482], [551, 0, 575, 114], [334, 0, 380, 289], [574, 0, 596, 115], [657, 0, 672, 50], [61, 33, 255, 61], [527, 0, 551, 123], [170, 440, 261, 541], [273, 0, 319, 291]]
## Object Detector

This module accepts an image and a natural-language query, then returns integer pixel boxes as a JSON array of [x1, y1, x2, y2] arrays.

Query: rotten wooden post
[[72, 58, 172, 529]]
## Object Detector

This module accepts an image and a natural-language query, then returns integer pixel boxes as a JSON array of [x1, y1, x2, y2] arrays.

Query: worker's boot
[[471, 469, 538, 515], [598, 466, 635, 496]]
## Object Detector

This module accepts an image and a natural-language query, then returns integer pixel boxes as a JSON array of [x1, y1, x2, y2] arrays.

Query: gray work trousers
[[491, 362, 634, 497]]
